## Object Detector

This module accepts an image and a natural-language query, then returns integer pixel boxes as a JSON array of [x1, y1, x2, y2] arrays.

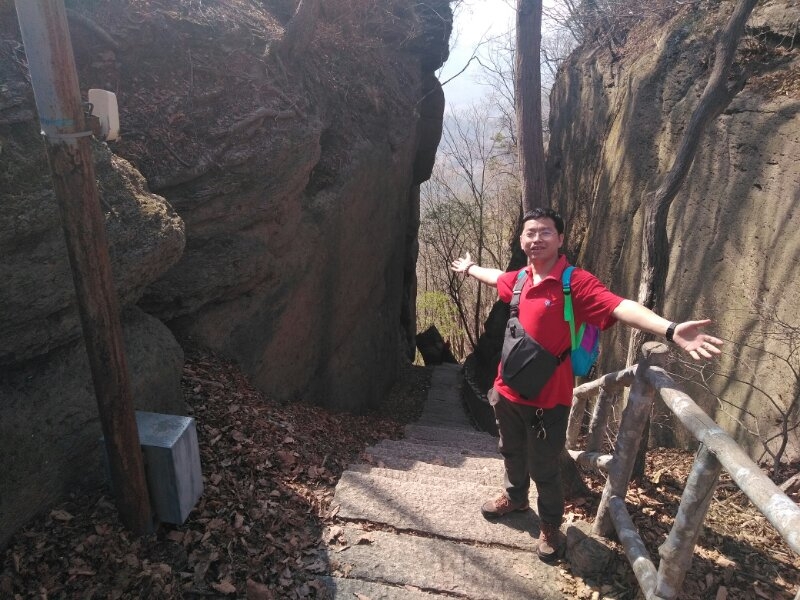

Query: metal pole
[[14, 0, 153, 534]]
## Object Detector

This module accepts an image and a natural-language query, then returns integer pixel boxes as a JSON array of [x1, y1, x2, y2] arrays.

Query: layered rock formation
[[545, 0, 799, 455], [65, 0, 450, 412], [1, 0, 450, 547]]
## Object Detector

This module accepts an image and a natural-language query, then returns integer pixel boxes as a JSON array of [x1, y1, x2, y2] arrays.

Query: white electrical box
[[88, 88, 120, 141]]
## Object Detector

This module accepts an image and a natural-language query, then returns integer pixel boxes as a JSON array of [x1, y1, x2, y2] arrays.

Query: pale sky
[[438, 0, 516, 110]]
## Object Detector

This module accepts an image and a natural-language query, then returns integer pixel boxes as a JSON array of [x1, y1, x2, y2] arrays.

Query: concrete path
[[322, 364, 574, 599]]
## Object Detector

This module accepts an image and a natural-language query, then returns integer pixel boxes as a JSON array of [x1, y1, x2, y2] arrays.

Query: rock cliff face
[[68, 0, 450, 412], [545, 0, 799, 455], [0, 0, 450, 547]]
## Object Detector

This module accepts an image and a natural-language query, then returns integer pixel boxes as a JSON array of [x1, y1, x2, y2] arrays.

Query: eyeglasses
[[522, 228, 557, 240]]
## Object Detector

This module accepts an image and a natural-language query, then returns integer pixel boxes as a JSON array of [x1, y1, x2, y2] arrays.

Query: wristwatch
[[665, 322, 677, 343]]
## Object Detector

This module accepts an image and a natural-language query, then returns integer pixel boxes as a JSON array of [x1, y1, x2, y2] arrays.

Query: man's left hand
[[674, 319, 723, 359]]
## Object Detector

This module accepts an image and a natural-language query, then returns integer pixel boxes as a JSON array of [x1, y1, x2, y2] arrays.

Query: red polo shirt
[[494, 255, 623, 408]]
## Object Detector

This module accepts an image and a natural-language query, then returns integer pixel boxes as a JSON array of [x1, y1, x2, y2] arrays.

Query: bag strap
[[561, 266, 586, 351], [511, 268, 570, 363], [510, 269, 527, 318]]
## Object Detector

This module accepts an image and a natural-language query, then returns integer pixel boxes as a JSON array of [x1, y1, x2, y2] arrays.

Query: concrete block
[[135, 411, 203, 525]]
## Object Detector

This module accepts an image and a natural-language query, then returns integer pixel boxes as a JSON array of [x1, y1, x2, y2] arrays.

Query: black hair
[[522, 207, 564, 235]]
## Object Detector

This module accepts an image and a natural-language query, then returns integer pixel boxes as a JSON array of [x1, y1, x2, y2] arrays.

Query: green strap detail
[[561, 266, 585, 351]]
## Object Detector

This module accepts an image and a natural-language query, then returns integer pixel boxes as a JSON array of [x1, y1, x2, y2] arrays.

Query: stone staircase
[[320, 363, 572, 599]]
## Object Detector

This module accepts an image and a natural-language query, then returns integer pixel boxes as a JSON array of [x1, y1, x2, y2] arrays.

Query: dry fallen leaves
[[0, 347, 421, 598], [1, 345, 798, 599]]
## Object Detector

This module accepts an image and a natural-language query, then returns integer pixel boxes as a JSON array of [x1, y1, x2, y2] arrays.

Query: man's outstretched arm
[[451, 252, 504, 287], [612, 299, 723, 360]]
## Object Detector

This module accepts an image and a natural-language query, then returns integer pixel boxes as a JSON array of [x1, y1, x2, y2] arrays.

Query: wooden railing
[[565, 342, 800, 600]]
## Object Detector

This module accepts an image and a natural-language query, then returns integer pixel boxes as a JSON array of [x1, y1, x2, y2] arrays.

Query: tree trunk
[[624, 0, 758, 464], [274, 0, 321, 63], [474, 201, 485, 342], [627, 0, 758, 362], [515, 0, 546, 213]]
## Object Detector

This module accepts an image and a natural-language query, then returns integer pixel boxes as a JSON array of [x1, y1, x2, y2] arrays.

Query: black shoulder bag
[[500, 271, 569, 400]]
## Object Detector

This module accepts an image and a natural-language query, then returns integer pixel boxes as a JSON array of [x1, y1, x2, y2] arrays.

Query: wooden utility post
[[515, 0, 547, 213], [14, 0, 153, 534]]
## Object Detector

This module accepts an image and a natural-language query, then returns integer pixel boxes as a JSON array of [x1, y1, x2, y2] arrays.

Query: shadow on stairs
[[319, 364, 575, 599]]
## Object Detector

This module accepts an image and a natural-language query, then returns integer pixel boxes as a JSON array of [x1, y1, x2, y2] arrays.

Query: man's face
[[519, 217, 564, 263]]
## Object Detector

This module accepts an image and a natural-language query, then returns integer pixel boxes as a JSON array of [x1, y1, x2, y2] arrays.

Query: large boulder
[[0, 140, 185, 364], [0, 307, 185, 550], [55, 0, 451, 412], [1, 0, 451, 547]]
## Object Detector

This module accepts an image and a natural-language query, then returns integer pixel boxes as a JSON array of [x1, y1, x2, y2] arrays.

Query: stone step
[[323, 524, 568, 599], [416, 418, 474, 430], [417, 417, 473, 430], [423, 388, 463, 408], [354, 455, 501, 482], [405, 424, 498, 453], [318, 576, 449, 599], [427, 380, 461, 393], [424, 389, 462, 403], [372, 438, 500, 461], [419, 401, 466, 417], [337, 462, 499, 497], [418, 403, 469, 415], [418, 407, 470, 422], [362, 444, 504, 472], [429, 371, 464, 391], [427, 395, 461, 405], [347, 462, 503, 489], [429, 363, 462, 381], [332, 470, 540, 551]]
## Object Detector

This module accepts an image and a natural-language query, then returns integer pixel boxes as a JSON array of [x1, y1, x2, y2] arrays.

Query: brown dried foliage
[[565, 448, 800, 599], [0, 348, 428, 599], [0, 351, 797, 598]]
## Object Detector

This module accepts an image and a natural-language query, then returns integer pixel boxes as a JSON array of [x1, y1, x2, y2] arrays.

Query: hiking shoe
[[481, 494, 529, 519], [537, 521, 565, 563]]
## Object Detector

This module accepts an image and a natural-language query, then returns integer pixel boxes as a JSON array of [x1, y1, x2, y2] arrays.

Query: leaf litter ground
[[1, 348, 797, 599]]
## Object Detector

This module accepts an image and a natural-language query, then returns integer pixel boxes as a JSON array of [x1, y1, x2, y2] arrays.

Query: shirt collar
[[525, 254, 569, 283]]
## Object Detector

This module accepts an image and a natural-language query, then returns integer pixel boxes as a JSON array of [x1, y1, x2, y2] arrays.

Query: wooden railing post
[[609, 495, 658, 597], [655, 444, 722, 599], [593, 342, 669, 537], [566, 393, 584, 449], [587, 387, 612, 452]]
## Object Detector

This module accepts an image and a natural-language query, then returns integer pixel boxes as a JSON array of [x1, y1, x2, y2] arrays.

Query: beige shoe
[[537, 521, 565, 562], [480, 494, 529, 519]]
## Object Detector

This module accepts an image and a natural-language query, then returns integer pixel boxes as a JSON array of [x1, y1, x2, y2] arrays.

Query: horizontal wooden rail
[[646, 367, 800, 556], [572, 367, 636, 400], [564, 342, 799, 599], [567, 449, 612, 472]]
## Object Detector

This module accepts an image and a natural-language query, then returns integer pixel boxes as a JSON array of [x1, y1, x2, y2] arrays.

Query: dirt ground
[[0, 347, 798, 599]]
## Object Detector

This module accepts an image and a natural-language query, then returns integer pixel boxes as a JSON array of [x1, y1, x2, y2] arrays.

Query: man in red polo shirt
[[451, 208, 722, 562]]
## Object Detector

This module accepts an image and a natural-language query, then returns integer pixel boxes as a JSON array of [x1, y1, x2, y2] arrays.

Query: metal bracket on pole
[[44, 130, 94, 140]]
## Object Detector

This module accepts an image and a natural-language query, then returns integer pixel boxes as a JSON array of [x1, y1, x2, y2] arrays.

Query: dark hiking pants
[[489, 388, 569, 525]]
